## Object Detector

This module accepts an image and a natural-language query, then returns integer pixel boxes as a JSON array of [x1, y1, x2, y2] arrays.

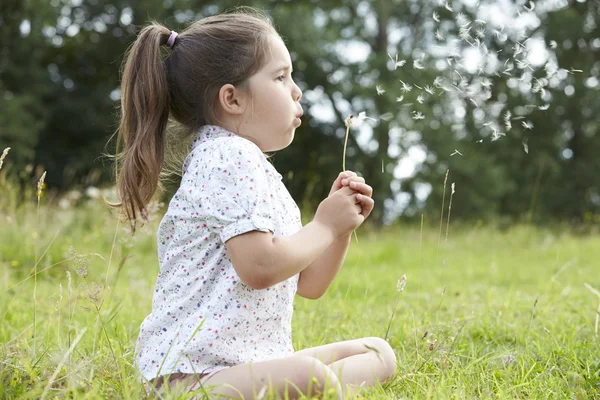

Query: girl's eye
[[276, 75, 285, 81]]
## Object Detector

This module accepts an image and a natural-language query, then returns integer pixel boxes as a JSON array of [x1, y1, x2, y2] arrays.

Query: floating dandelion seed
[[523, 141, 529, 154], [444, 1, 453, 12], [450, 149, 463, 156], [412, 111, 425, 120], [504, 111, 512, 131], [0, 147, 10, 171], [396, 274, 407, 293], [424, 85, 435, 95], [399, 80, 413, 92], [413, 59, 424, 70], [376, 85, 386, 95], [456, 12, 469, 27], [417, 94, 425, 104], [491, 128, 506, 141], [538, 104, 550, 110], [476, 28, 486, 39], [379, 112, 394, 121], [476, 139, 484, 143], [522, 121, 533, 130], [569, 67, 583, 74], [396, 95, 404, 102], [433, 11, 440, 23], [388, 53, 406, 70], [435, 29, 445, 41], [549, 40, 557, 49]]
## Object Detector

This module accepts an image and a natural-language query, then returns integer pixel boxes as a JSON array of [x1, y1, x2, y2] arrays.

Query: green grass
[[1, 185, 599, 399]]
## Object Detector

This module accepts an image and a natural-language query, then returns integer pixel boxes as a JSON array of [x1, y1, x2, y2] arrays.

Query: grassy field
[[1, 184, 599, 399]]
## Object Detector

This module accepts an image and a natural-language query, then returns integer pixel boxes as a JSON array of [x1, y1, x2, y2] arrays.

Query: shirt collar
[[192, 125, 237, 149], [191, 124, 282, 180]]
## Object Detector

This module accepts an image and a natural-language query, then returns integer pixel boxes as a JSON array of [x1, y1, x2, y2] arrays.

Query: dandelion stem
[[343, 123, 350, 171]]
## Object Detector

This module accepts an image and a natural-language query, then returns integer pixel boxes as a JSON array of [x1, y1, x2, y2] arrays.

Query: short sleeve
[[197, 139, 276, 243]]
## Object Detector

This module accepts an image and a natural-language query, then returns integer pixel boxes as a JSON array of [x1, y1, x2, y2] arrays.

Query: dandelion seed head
[[397, 274, 407, 293], [37, 171, 47, 199]]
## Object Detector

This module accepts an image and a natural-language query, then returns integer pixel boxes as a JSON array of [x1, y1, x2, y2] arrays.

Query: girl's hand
[[340, 174, 374, 219], [328, 171, 358, 196]]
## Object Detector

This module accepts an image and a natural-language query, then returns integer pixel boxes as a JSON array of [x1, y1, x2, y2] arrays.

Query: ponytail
[[113, 22, 171, 233]]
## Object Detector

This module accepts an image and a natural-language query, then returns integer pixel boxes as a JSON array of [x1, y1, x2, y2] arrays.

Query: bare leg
[[294, 337, 397, 395], [179, 355, 343, 399]]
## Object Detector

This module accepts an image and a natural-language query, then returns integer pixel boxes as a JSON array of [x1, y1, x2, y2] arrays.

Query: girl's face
[[237, 36, 303, 152]]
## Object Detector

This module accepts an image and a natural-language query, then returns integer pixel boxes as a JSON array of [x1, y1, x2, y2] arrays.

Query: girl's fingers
[[341, 175, 365, 186], [348, 181, 373, 196], [356, 194, 374, 216]]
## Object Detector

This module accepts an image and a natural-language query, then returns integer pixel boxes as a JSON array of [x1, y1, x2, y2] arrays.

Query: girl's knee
[[363, 337, 397, 379], [292, 355, 341, 395]]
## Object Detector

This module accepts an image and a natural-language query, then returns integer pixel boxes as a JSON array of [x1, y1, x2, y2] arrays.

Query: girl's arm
[[296, 174, 375, 299], [295, 233, 352, 299], [225, 186, 361, 290]]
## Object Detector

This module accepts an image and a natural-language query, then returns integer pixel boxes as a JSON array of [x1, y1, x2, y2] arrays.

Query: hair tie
[[167, 31, 178, 49]]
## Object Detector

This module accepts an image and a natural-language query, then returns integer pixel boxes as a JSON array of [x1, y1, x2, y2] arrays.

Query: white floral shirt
[[135, 125, 303, 382]]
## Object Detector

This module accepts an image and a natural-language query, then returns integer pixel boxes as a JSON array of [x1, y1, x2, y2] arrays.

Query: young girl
[[115, 10, 396, 399]]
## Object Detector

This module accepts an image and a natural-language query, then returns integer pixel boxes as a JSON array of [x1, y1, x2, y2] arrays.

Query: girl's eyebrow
[[273, 64, 293, 73]]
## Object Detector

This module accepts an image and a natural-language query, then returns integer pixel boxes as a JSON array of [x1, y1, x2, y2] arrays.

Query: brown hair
[[112, 9, 278, 232]]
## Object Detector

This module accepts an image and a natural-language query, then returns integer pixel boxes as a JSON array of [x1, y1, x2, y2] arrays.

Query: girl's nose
[[293, 84, 302, 102]]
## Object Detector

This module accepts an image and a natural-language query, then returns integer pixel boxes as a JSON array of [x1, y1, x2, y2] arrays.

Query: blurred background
[[1, 0, 598, 227]]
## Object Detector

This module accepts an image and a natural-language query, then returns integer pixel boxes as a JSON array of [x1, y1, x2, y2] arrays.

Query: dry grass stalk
[[0, 147, 10, 170]]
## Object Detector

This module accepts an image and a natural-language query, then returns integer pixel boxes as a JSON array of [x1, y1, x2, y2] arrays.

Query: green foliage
[[0, 0, 598, 224], [1, 186, 600, 398]]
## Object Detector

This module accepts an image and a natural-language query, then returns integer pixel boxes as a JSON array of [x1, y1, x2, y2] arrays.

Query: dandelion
[[432, 11, 440, 23], [343, 112, 375, 170], [0, 147, 10, 170], [522, 121, 533, 130], [376, 85, 386, 95]]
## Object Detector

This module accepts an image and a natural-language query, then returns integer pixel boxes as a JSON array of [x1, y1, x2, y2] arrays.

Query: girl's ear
[[218, 84, 247, 116]]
